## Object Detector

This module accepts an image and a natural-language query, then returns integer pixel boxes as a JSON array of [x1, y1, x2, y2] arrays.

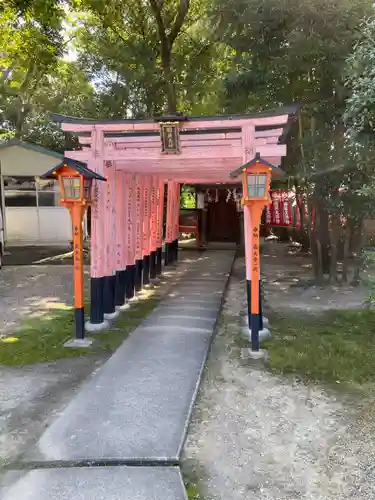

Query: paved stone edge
[[176, 252, 237, 458], [0, 465, 188, 500]]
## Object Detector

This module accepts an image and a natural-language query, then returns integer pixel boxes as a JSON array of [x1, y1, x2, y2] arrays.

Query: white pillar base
[[241, 348, 268, 361], [116, 303, 131, 312], [85, 319, 110, 332], [104, 310, 120, 320], [241, 326, 271, 343], [64, 338, 93, 348], [129, 296, 140, 303]]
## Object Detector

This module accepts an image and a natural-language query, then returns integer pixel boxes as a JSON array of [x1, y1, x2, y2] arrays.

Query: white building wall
[[0, 144, 74, 245]]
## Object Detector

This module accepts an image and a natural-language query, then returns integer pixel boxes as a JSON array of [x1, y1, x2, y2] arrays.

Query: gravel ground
[[261, 243, 367, 312], [183, 258, 375, 500], [0, 265, 89, 336], [0, 253, 195, 468]]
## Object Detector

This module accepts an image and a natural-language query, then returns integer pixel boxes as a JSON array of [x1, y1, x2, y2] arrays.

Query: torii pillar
[[156, 180, 165, 275], [125, 173, 136, 300], [114, 170, 129, 311], [134, 174, 144, 291], [85, 128, 109, 332]]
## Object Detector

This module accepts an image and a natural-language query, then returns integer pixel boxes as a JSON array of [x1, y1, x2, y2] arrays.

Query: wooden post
[[142, 176, 151, 285], [86, 127, 109, 331], [156, 179, 165, 275], [241, 124, 262, 350], [249, 203, 263, 351], [114, 170, 128, 310], [150, 176, 158, 279], [165, 181, 174, 265], [70, 204, 85, 339], [134, 174, 144, 291], [125, 173, 136, 300], [173, 182, 180, 261], [103, 161, 118, 319]]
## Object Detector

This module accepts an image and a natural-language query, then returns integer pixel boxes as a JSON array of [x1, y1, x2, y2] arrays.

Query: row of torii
[[52, 106, 298, 330]]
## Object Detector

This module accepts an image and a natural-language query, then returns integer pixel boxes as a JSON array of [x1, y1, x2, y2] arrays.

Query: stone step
[[1, 466, 187, 500]]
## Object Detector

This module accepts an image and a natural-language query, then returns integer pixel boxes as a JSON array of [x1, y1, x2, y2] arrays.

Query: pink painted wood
[[125, 173, 135, 266], [115, 169, 125, 271], [150, 176, 158, 252], [156, 180, 164, 249], [134, 174, 143, 261], [65, 150, 283, 172], [173, 183, 180, 242], [104, 161, 116, 277], [86, 127, 106, 278], [61, 114, 289, 134], [170, 182, 176, 242], [142, 176, 151, 257], [166, 181, 174, 243], [255, 128, 283, 138], [79, 129, 282, 146], [104, 144, 286, 161]]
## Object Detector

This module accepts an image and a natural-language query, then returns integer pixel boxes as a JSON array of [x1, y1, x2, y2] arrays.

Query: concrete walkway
[[2, 251, 234, 500]]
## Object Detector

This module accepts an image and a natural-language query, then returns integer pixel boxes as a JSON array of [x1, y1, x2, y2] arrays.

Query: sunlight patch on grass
[[0, 296, 159, 366]]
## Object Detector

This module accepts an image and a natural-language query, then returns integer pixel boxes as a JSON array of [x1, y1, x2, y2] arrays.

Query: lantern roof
[[40, 157, 106, 181], [229, 153, 284, 179]]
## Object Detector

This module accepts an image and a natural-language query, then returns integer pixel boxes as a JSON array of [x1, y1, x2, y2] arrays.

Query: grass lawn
[[182, 466, 205, 500], [264, 309, 375, 392], [0, 292, 159, 366], [185, 480, 203, 500]]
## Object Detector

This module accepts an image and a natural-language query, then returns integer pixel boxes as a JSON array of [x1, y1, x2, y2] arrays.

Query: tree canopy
[[2, 0, 375, 281]]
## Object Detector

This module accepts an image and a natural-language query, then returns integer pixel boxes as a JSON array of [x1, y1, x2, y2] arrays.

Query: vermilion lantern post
[[41, 158, 106, 347], [231, 153, 284, 355]]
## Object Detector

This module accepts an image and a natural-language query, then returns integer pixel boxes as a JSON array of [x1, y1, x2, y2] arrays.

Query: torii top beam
[[52, 104, 300, 184]]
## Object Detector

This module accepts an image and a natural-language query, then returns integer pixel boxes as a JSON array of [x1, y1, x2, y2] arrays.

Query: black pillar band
[[90, 277, 105, 324], [115, 270, 126, 306], [143, 255, 150, 285], [150, 250, 157, 279], [250, 313, 260, 352], [156, 247, 163, 275], [103, 274, 116, 314], [125, 265, 136, 299], [164, 242, 169, 266], [135, 259, 143, 291], [75, 307, 85, 340]]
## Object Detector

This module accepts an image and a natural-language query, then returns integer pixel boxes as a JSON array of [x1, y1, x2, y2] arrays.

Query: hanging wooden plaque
[[160, 122, 180, 154]]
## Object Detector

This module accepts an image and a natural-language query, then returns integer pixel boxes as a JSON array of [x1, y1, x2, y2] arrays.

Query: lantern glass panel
[[83, 178, 92, 201], [62, 177, 81, 200], [246, 173, 267, 198]]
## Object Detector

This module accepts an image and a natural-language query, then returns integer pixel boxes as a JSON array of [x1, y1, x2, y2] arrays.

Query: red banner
[[265, 190, 307, 228]]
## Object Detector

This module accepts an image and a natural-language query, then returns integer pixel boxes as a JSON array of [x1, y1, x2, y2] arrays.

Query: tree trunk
[[329, 215, 341, 284], [311, 206, 324, 283], [160, 46, 177, 113], [148, 0, 189, 114], [317, 206, 330, 274], [342, 221, 351, 284], [352, 218, 365, 286]]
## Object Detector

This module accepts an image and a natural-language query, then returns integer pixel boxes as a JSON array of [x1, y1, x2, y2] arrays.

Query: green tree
[[212, 0, 374, 282], [72, 0, 229, 116], [0, 4, 65, 137]]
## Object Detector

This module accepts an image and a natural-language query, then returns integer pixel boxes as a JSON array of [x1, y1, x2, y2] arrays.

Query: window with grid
[[36, 177, 61, 206], [63, 177, 81, 199], [246, 174, 267, 198]]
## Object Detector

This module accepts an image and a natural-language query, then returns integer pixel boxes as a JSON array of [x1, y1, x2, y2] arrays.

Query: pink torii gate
[[52, 106, 298, 330]]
